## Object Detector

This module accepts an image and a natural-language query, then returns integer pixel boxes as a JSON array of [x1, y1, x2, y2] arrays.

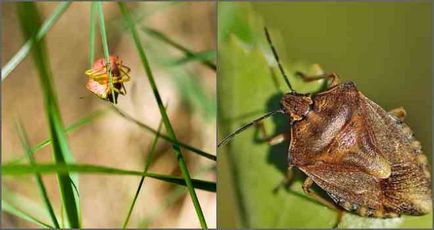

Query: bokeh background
[[2, 2, 216, 228], [218, 1, 431, 228]]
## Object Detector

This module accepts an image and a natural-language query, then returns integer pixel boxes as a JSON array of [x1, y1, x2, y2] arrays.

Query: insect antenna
[[264, 27, 294, 92], [218, 109, 283, 148]]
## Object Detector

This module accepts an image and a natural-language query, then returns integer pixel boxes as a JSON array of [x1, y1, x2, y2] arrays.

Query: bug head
[[280, 93, 313, 122]]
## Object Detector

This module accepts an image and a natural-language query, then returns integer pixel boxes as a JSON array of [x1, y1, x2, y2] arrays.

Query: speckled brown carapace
[[283, 80, 432, 218], [218, 28, 433, 219]]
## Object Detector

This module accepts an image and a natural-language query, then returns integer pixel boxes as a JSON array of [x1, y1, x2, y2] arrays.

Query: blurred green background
[[218, 1, 431, 228]]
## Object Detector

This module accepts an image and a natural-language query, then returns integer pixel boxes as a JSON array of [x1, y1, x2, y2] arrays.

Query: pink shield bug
[[85, 55, 131, 103]]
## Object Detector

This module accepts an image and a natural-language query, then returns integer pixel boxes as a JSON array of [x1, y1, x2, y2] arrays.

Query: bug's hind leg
[[295, 71, 340, 88], [388, 107, 406, 122], [302, 177, 340, 210], [302, 177, 343, 227], [121, 83, 127, 95]]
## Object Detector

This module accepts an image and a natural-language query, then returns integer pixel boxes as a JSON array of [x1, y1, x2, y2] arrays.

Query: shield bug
[[85, 55, 131, 104], [218, 28, 432, 219]]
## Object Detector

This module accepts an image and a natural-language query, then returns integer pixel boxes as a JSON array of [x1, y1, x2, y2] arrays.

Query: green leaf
[[16, 2, 80, 228], [2, 163, 216, 193]]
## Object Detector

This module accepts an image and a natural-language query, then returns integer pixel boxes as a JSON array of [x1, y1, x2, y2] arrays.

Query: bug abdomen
[[381, 162, 432, 215]]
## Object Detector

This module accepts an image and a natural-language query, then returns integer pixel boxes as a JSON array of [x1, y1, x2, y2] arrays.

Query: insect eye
[[280, 94, 313, 121]]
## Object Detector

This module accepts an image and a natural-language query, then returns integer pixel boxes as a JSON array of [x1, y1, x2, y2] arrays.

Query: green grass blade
[[170, 72, 216, 121], [140, 165, 213, 228], [171, 50, 216, 66], [89, 2, 97, 67], [2, 187, 60, 223], [96, 2, 116, 103], [142, 26, 216, 71], [2, 163, 216, 193], [16, 2, 80, 228], [118, 3, 207, 228], [122, 119, 164, 228], [2, 200, 54, 228], [6, 109, 109, 165], [15, 120, 60, 228], [140, 187, 186, 227], [2, 2, 71, 81], [112, 106, 216, 161]]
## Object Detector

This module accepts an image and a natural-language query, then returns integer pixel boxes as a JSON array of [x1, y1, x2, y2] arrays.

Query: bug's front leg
[[85, 68, 107, 80], [255, 122, 294, 192], [295, 71, 340, 88], [255, 122, 290, 145]]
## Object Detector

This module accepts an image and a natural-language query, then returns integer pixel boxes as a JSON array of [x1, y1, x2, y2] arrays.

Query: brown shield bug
[[85, 55, 131, 104], [218, 28, 432, 219]]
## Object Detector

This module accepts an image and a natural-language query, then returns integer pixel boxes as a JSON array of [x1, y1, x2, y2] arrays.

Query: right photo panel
[[218, 1, 432, 229]]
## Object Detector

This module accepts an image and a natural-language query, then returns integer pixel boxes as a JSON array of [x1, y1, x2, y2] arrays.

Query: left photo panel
[[2, 2, 216, 228]]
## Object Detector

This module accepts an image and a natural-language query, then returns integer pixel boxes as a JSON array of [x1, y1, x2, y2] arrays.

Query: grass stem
[[118, 3, 207, 227], [96, 2, 116, 103]]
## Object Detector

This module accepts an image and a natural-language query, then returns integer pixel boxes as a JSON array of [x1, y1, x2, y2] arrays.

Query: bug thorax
[[280, 93, 313, 122], [93, 55, 122, 76]]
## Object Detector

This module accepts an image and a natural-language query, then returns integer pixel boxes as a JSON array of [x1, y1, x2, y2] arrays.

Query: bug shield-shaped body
[[282, 81, 432, 217], [85, 55, 130, 103]]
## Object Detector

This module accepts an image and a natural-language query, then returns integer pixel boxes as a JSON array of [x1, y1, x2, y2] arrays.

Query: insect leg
[[295, 72, 340, 88], [302, 177, 345, 227], [85, 70, 107, 79], [121, 83, 127, 95], [109, 86, 123, 94], [302, 177, 341, 211], [118, 68, 131, 82], [272, 165, 294, 193], [90, 75, 111, 81], [120, 65, 131, 73], [388, 107, 406, 122], [255, 122, 290, 145]]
